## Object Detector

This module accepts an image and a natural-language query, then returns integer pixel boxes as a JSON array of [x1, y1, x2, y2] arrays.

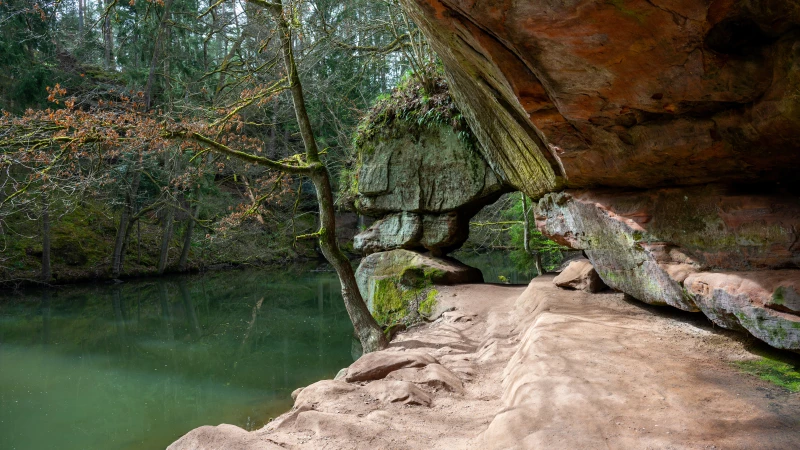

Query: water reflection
[[0, 268, 354, 450]]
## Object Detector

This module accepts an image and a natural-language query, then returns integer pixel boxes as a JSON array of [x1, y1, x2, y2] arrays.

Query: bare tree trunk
[[521, 192, 544, 275], [103, 0, 114, 69], [178, 188, 201, 271], [41, 196, 51, 283], [144, 0, 175, 110], [158, 205, 175, 275], [309, 167, 388, 352], [78, 0, 85, 37], [521, 192, 530, 255], [534, 253, 544, 277], [269, 0, 387, 352]]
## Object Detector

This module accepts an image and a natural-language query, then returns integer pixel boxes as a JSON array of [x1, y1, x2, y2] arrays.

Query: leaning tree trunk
[[268, 0, 386, 352], [309, 167, 388, 352], [41, 195, 51, 283]]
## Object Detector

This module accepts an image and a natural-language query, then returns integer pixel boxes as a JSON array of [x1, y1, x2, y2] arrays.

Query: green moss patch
[[418, 289, 438, 317], [371, 265, 441, 328], [736, 356, 800, 392]]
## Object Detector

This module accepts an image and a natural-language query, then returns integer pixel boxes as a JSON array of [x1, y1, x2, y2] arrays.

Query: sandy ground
[[170, 276, 800, 449]]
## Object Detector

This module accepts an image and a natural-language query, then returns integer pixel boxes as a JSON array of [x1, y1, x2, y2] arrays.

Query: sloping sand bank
[[170, 276, 800, 449]]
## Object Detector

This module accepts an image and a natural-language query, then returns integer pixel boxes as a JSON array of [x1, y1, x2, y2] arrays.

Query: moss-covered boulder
[[355, 249, 483, 327]]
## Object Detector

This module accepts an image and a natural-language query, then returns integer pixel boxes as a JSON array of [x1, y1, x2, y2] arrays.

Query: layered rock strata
[[399, 0, 800, 348]]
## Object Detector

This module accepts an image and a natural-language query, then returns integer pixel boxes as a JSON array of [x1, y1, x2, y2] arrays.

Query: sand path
[[170, 276, 800, 449]]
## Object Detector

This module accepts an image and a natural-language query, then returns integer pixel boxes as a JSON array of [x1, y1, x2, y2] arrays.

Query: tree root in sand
[[170, 276, 800, 449]]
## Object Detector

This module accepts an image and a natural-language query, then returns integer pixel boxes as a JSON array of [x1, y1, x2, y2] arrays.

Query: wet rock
[[364, 380, 433, 406], [345, 350, 438, 382], [553, 259, 607, 293], [386, 363, 465, 393]]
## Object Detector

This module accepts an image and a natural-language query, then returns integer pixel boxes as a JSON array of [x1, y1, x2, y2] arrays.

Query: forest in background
[[0, 0, 435, 285], [0, 0, 560, 289]]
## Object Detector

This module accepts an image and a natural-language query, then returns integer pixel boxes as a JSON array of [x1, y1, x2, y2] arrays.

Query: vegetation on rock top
[[353, 71, 477, 153]]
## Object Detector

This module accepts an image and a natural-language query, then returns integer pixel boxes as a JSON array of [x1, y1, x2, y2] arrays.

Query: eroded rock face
[[685, 271, 800, 349], [353, 211, 468, 256], [357, 125, 505, 215], [397, 0, 800, 349], [537, 187, 800, 348], [399, 0, 800, 196], [354, 122, 509, 256]]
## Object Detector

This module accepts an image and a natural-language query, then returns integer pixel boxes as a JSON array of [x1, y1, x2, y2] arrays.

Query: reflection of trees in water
[[7, 269, 356, 391]]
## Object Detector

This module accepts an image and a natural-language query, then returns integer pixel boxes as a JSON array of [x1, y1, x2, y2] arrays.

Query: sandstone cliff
[[400, 0, 800, 348]]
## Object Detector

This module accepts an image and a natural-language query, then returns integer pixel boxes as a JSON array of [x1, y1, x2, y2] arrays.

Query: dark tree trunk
[[144, 0, 175, 110], [158, 205, 175, 275], [41, 197, 51, 283], [112, 171, 141, 277], [103, 0, 114, 69], [178, 188, 201, 272]]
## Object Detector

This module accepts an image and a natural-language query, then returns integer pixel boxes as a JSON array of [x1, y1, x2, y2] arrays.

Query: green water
[[0, 268, 356, 450]]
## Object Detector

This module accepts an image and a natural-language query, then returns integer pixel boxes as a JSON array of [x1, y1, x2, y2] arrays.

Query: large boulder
[[355, 249, 483, 325], [536, 187, 800, 348], [684, 271, 800, 350], [346, 350, 439, 382], [553, 259, 607, 293], [351, 78, 511, 257], [357, 123, 506, 216]]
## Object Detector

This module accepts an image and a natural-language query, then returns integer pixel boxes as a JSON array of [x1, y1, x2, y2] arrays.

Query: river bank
[[171, 276, 800, 449]]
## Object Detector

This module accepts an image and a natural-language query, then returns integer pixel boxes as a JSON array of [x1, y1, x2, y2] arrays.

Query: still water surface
[[0, 252, 531, 450], [0, 268, 356, 450]]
